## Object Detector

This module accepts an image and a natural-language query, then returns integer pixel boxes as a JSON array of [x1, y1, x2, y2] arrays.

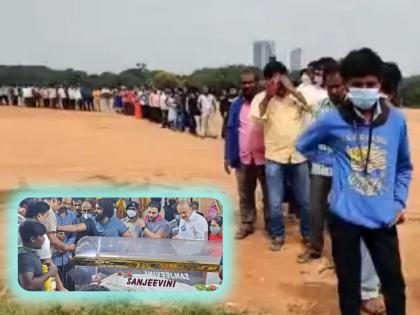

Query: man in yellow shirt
[[250, 60, 312, 251], [92, 89, 101, 112]]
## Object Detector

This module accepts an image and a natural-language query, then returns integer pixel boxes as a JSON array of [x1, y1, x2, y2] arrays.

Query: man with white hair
[[173, 200, 208, 240]]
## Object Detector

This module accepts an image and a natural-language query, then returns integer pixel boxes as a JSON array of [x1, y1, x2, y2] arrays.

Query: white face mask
[[127, 210, 137, 218], [83, 213, 93, 220]]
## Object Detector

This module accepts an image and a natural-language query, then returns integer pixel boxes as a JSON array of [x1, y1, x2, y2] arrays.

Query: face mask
[[83, 213, 93, 220], [347, 88, 380, 110], [210, 227, 221, 235], [126, 210, 137, 218]]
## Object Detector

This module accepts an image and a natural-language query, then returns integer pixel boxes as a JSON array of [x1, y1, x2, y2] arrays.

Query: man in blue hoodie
[[224, 69, 268, 239], [296, 48, 412, 315]]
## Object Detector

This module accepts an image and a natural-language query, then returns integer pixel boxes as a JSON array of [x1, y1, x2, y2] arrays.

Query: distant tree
[[401, 76, 420, 107], [152, 70, 181, 89]]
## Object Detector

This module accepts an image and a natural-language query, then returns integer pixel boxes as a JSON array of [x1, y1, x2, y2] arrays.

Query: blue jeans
[[361, 239, 380, 300], [265, 160, 310, 238], [176, 111, 185, 130]]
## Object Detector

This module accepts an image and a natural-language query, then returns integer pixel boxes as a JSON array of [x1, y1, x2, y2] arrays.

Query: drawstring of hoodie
[[353, 118, 374, 176]]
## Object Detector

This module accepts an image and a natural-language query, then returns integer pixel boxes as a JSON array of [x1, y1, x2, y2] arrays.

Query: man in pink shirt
[[224, 70, 268, 239]]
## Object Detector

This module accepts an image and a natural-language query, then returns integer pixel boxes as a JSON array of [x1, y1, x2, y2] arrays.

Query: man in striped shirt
[[298, 60, 344, 263]]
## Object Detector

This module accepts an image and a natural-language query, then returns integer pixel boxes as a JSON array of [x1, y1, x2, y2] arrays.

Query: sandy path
[[0, 106, 419, 314]]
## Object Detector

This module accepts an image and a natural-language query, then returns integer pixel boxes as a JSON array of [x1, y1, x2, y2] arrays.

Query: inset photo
[[16, 197, 224, 293]]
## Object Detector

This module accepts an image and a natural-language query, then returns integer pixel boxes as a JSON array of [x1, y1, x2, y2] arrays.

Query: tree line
[[0, 64, 419, 107]]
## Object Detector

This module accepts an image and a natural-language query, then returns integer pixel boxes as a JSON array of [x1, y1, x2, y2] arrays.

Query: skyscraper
[[290, 48, 303, 72], [253, 41, 276, 69]]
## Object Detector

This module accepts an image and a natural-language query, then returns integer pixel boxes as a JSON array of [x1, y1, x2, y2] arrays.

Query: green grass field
[[0, 297, 251, 315]]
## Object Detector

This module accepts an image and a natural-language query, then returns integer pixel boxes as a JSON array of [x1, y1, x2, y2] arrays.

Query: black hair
[[299, 68, 308, 76], [19, 198, 35, 208], [147, 201, 161, 211], [317, 57, 338, 71], [381, 62, 402, 96], [340, 48, 383, 80], [263, 61, 288, 79], [241, 68, 259, 81], [307, 60, 318, 69], [19, 219, 47, 243], [25, 201, 50, 219], [97, 198, 115, 218], [45, 197, 62, 203], [322, 60, 340, 82], [212, 215, 223, 227]]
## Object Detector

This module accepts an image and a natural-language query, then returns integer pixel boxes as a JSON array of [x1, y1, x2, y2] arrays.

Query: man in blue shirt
[[53, 198, 79, 290], [57, 198, 130, 237], [296, 48, 412, 315]]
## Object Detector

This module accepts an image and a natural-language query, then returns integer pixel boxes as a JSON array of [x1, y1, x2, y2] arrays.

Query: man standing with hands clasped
[[250, 60, 312, 251]]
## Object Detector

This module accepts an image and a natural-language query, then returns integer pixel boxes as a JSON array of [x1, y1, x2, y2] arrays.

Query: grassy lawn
[[0, 297, 252, 315]]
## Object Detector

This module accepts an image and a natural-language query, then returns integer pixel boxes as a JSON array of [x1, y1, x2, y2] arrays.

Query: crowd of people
[[224, 48, 411, 315], [17, 197, 223, 292], [10, 46, 412, 313], [0, 84, 239, 139]]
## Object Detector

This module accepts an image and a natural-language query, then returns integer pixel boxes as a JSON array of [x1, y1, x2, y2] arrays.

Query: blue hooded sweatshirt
[[296, 100, 412, 228]]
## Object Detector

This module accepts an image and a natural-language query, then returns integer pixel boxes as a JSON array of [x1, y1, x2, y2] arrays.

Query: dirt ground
[[0, 106, 419, 314]]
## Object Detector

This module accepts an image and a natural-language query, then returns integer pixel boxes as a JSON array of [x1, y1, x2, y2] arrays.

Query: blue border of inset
[[7, 184, 234, 305]]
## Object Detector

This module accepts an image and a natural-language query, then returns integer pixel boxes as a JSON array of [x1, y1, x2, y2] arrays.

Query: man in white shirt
[[67, 86, 75, 110], [57, 86, 66, 110], [173, 200, 208, 240], [101, 87, 113, 112], [297, 60, 328, 126], [39, 87, 48, 107], [49, 86, 57, 109], [23, 85, 34, 107], [74, 86, 82, 110], [0, 86, 7, 105], [197, 87, 217, 138]]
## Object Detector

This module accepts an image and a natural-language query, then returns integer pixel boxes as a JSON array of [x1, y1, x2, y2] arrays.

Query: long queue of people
[[18, 197, 223, 291], [224, 47, 411, 315], [0, 84, 239, 139]]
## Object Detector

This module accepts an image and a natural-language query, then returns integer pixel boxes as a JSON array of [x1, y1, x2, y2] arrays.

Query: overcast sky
[[1, 0, 418, 75]]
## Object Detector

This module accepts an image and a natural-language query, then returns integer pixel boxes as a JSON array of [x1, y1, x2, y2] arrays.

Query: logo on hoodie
[[347, 142, 387, 196]]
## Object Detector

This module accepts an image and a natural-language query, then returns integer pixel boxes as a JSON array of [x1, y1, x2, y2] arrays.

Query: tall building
[[253, 41, 276, 69], [290, 48, 303, 72]]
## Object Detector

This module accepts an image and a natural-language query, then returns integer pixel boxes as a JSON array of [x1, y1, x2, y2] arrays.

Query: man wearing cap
[[122, 201, 142, 238], [136, 201, 171, 239], [57, 198, 130, 237]]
